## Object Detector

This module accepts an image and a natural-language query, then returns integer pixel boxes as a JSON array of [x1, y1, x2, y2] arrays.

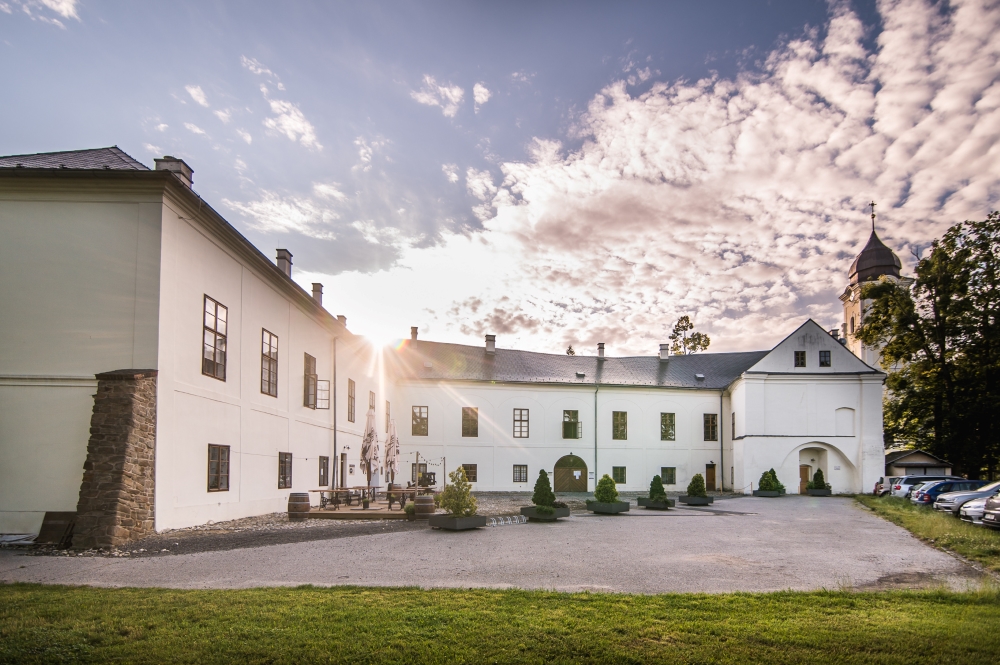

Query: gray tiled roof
[[0, 146, 147, 170], [392, 340, 769, 389]]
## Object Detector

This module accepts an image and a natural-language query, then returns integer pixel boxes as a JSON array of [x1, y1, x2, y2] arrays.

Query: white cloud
[[223, 191, 338, 240], [143, 143, 160, 154], [214, 109, 231, 123], [410, 75, 465, 117], [351, 220, 414, 248], [473, 82, 491, 112], [0, 3, 13, 14], [313, 182, 347, 201], [465, 167, 497, 222], [183, 122, 206, 136], [442, 163, 459, 183], [255, 84, 321, 150], [185, 85, 209, 107], [352, 136, 387, 172], [241, 55, 277, 79], [236, 129, 252, 144], [155, 123, 168, 132], [39, 0, 76, 19]]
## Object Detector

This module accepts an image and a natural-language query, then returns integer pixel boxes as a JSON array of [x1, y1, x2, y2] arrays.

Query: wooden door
[[554, 467, 587, 492], [799, 465, 811, 494], [705, 464, 716, 491], [340, 453, 347, 488]]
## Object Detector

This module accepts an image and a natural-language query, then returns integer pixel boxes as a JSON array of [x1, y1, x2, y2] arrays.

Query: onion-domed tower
[[839, 203, 913, 366]]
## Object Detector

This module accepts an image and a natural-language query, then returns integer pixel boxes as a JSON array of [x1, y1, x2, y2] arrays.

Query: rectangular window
[[661, 467, 676, 485], [461, 463, 478, 482], [513, 464, 528, 483], [260, 329, 278, 397], [563, 410, 582, 439], [819, 350, 831, 367], [732, 412, 736, 440], [319, 456, 329, 487], [462, 407, 479, 437], [207, 444, 230, 491], [411, 462, 427, 483], [412, 406, 428, 436], [794, 350, 806, 367], [369, 390, 375, 410], [385, 401, 390, 433], [612, 411, 628, 440], [278, 452, 292, 489], [316, 380, 330, 409], [660, 413, 676, 441], [303, 353, 317, 408], [202, 296, 227, 381], [347, 379, 356, 422], [704, 413, 718, 441], [612, 466, 627, 484], [513, 409, 529, 438]]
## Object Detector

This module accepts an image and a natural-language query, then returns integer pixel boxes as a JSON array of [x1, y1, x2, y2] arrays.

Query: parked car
[[933, 480, 1000, 515], [890, 475, 964, 498], [911, 480, 987, 506], [960, 497, 988, 525], [982, 493, 1000, 529], [880, 477, 899, 497]]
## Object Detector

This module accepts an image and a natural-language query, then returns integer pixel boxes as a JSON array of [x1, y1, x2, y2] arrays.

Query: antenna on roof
[[869, 200, 876, 233]]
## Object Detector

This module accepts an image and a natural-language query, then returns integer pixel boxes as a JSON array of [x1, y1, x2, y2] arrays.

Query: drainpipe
[[720, 391, 724, 491], [594, 384, 599, 491], [332, 336, 338, 489]]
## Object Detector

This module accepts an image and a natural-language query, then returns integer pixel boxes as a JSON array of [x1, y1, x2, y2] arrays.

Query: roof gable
[[885, 449, 950, 465], [747, 319, 880, 375], [0, 146, 147, 171]]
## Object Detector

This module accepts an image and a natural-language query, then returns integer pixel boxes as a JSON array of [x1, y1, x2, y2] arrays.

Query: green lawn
[[2, 584, 1000, 664], [856, 495, 1000, 573]]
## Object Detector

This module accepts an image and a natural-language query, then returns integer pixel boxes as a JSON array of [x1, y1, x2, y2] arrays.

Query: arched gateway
[[554, 455, 588, 492]]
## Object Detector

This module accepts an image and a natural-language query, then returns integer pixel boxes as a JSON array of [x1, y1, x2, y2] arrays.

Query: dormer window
[[794, 351, 806, 367], [819, 350, 831, 367]]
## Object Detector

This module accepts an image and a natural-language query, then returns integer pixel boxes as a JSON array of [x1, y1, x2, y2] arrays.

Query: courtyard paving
[[0, 496, 984, 594]]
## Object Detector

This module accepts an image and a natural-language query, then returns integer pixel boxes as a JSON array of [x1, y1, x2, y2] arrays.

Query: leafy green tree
[[648, 475, 667, 501], [856, 214, 1000, 478], [532, 469, 556, 507], [594, 474, 619, 503], [439, 466, 478, 517], [686, 473, 707, 497], [566, 345, 575, 356], [757, 468, 784, 492], [669, 316, 711, 355]]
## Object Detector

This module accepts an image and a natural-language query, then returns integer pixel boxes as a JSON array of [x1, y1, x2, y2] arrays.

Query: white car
[[934, 480, 1000, 515], [960, 497, 988, 525], [890, 475, 964, 498]]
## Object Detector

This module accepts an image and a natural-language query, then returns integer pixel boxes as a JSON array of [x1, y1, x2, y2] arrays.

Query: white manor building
[[0, 148, 890, 541]]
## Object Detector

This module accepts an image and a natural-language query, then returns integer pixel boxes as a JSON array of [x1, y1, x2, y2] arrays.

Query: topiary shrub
[[439, 466, 478, 517], [686, 473, 707, 498], [593, 474, 619, 503], [758, 468, 785, 492], [649, 475, 667, 501], [403, 503, 415, 516], [532, 469, 556, 507], [807, 468, 831, 490]]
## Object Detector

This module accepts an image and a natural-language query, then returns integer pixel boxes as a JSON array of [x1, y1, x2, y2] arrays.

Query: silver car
[[934, 480, 1000, 515], [960, 497, 988, 525], [890, 475, 964, 498]]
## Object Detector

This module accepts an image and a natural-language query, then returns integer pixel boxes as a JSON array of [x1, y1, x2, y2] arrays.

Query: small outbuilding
[[885, 449, 952, 477]]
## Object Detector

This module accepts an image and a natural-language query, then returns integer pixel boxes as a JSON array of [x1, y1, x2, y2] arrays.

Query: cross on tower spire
[[869, 200, 876, 233]]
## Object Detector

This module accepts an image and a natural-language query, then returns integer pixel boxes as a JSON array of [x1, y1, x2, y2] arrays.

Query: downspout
[[332, 336, 338, 489], [720, 391, 725, 491], [594, 384, 599, 490]]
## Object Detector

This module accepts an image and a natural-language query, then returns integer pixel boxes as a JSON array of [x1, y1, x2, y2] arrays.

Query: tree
[[566, 345, 575, 356], [686, 473, 707, 497], [439, 466, 478, 517], [648, 475, 667, 501], [856, 213, 1000, 479], [594, 474, 619, 503], [669, 316, 711, 355], [532, 469, 556, 507]]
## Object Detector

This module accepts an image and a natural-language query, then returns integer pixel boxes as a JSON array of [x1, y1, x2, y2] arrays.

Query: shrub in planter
[[586, 474, 630, 514], [637, 475, 673, 509], [521, 469, 570, 521], [754, 468, 786, 497], [403, 503, 416, 521], [429, 467, 488, 530], [806, 468, 832, 496], [679, 473, 713, 505]]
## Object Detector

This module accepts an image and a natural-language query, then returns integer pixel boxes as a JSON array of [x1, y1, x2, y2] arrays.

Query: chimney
[[659, 343, 670, 361], [311, 283, 323, 306], [154, 156, 193, 188], [410, 327, 418, 341], [597, 342, 605, 358], [485, 334, 496, 355], [276, 249, 292, 278], [829, 328, 839, 339], [337, 315, 347, 327]]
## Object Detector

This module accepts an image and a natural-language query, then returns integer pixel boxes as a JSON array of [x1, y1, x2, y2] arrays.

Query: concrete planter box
[[637, 498, 675, 510], [679, 495, 714, 505], [806, 489, 832, 496], [428, 514, 489, 530], [753, 490, 782, 497], [520, 506, 571, 521], [586, 501, 630, 514]]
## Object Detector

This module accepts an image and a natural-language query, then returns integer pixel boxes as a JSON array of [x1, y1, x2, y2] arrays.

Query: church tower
[[839, 203, 913, 367]]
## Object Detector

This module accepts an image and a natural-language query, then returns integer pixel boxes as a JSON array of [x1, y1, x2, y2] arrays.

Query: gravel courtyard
[[0, 496, 984, 594]]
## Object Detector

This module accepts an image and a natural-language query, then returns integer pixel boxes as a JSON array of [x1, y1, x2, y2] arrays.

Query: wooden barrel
[[287, 493, 311, 519], [414, 494, 435, 519]]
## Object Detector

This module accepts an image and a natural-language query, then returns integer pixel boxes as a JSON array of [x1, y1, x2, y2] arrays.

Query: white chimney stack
[[597, 342, 605, 358], [659, 343, 670, 361], [411, 326, 418, 341], [276, 249, 292, 278], [485, 334, 496, 355], [154, 155, 193, 188], [337, 315, 347, 326], [311, 283, 323, 306]]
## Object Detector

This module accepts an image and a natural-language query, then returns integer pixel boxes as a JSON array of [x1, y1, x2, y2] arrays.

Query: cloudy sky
[[4, 0, 1000, 354]]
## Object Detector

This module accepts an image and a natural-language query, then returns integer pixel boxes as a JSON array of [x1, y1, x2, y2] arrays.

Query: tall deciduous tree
[[669, 316, 711, 355], [856, 213, 1000, 478]]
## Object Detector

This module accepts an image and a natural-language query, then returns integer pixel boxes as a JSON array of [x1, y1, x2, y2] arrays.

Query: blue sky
[[3, 0, 998, 354]]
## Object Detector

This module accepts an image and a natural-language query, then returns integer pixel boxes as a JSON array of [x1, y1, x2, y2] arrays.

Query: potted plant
[[586, 474, 630, 514], [637, 475, 674, 509], [521, 469, 571, 521], [679, 473, 714, 505], [753, 468, 785, 497], [428, 467, 488, 530], [806, 468, 832, 496], [403, 504, 417, 521]]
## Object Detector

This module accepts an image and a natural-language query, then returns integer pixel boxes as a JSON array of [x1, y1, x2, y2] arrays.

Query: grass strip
[[2, 584, 1000, 664], [856, 495, 1000, 573]]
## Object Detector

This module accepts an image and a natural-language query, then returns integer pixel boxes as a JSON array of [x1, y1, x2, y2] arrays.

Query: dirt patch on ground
[[854, 571, 973, 591]]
